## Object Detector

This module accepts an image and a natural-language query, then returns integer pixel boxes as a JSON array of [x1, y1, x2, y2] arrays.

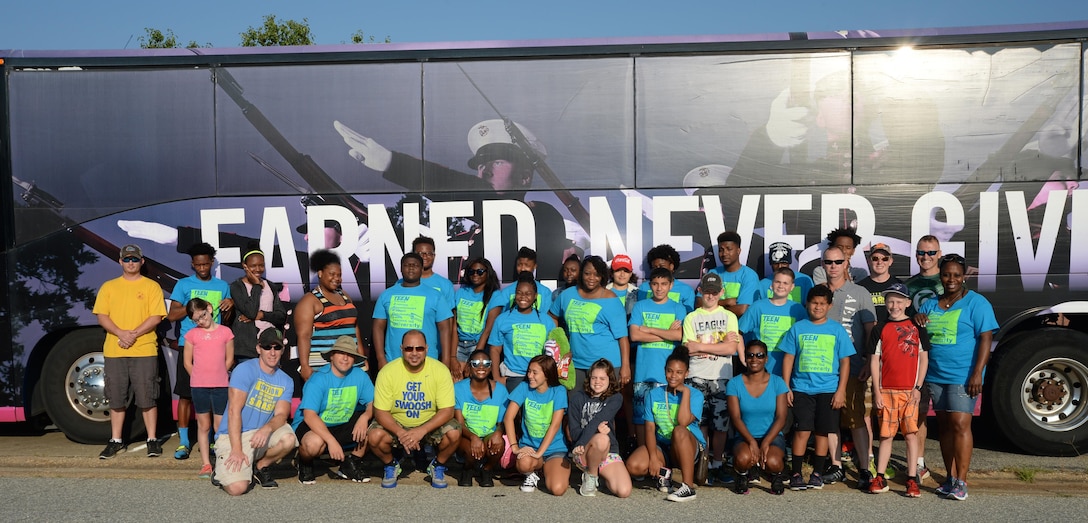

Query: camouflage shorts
[[685, 377, 730, 433]]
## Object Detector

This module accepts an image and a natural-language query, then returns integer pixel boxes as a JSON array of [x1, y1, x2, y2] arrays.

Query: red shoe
[[868, 474, 889, 494], [905, 477, 922, 498]]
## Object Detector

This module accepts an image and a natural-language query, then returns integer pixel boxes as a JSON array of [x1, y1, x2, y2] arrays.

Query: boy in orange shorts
[[867, 283, 929, 497]]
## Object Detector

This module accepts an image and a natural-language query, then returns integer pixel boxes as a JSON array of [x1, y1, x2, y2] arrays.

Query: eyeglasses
[[745, 352, 767, 359], [467, 268, 488, 276], [822, 259, 845, 265], [402, 346, 427, 353], [259, 344, 285, 351], [122, 256, 142, 263], [870, 256, 890, 262], [469, 359, 492, 368], [916, 250, 938, 257]]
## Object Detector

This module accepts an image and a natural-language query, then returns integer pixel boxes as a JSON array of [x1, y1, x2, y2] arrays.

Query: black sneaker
[[823, 465, 845, 484], [478, 467, 494, 488], [770, 473, 786, 495], [733, 470, 749, 495], [339, 454, 370, 483], [459, 466, 474, 487], [666, 482, 697, 502], [298, 462, 316, 485], [99, 440, 126, 459], [253, 466, 279, 489], [857, 469, 873, 491], [146, 439, 162, 458]]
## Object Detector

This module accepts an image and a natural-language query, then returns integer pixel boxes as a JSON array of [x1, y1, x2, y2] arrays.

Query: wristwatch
[[914, 385, 923, 391]]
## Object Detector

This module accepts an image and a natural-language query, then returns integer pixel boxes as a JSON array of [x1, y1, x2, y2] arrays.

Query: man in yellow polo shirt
[[92, 244, 166, 459], [369, 330, 461, 489]]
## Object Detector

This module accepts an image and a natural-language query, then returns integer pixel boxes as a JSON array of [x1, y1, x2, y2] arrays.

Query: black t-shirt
[[857, 276, 903, 324]]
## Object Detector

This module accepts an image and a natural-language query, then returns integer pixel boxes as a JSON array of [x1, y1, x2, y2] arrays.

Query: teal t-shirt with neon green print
[[454, 379, 508, 438], [487, 308, 555, 375], [454, 287, 488, 344], [508, 382, 568, 457], [710, 265, 761, 306], [629, 298, 688, 383], [643, 385, 707, 446], [374, 282, 454, 362], [778, 319, 856, 394], [918, 291, 998, 385], [549, 286, 629, 369], [738, 299, 809, 377], [636, 279, 696, 313]]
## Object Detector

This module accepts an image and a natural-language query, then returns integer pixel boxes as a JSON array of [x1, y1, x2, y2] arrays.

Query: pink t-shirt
[[184, 324, 234, 387]]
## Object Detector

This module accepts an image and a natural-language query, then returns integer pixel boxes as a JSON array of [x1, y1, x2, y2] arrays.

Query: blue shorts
[[632, 382, 662, 425], [191, 387, 228, 415], [925, 382, 978, 414], [728, 433, 786, 454], [456, 339, 479, 363]]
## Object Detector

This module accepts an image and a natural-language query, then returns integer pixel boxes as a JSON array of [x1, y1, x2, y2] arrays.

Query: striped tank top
[[309, 287, 357, 366]]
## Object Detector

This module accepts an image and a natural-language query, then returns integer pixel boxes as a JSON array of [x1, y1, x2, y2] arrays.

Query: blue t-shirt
[[710, 265, 761, 306], [549, 286, 628, 369], [421, 274, 456, 309], [778, 319, 856, 394], [374, 282, 454, 362], [454, 287, 488, 344], [454, 379, 509, 438], [507, 382, 568, 457], [636, 280, 696, 313], [738, 299, 809, 377], [642, 385, 707, 447], [725, 374, 789, 438], [755, 272, 814, 305], [292, 364, 374, 431], [629, 298, 688, 383], [170, 274, 231, 346], [918, 291, 999, 385], [487, 308, 555, 375], [216, 359, 294, 436], [487, 280, 554, 315]]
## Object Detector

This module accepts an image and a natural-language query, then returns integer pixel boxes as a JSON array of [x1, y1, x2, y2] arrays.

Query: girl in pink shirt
[[183, 298, 234, 478]]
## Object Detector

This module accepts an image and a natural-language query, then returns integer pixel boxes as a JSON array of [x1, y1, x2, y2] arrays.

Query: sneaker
[[770, 473, 786, 495], [947, 479, 968, 501], [807, 472, 824, 490], [857, 469, 873, 491], [918, 465, 931, 481], [427, 460, 448, 488], [146, 439, 162, 458], [198, 463, 213, 479], [381, 463, 402, 488], [459, 466, 474, 487], [733, 471, 749, 495], [478, 467, 494, 488], [666, 482, 697, 502], [340, 454, 370, 483], [823, 465, 845, 484], [657, 473, 672, 493], [98, 440, 125, 459], [748, 465, 762, 484], [711, 466, 735, 486], [174, 445, 190, 460], [905, 477, 922, 498], [868, 474, 889, 494], [521, 471, 540, 493], [298, 462, 316, 485], [935, 477, 955, 497], [579, 472, 598, 497], [788, 473, 808, 491], [253, 466, 278, 489]]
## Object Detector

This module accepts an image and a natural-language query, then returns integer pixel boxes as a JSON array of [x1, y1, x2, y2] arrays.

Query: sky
[[1, 0, 1087, 51]]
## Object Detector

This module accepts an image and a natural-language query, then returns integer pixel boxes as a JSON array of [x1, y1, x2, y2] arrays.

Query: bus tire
[[986, 328, 1088, 456], [41, 329, 146, 444]]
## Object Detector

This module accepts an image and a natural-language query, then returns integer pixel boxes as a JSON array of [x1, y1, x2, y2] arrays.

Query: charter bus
[[1, 21, 1086, 455]]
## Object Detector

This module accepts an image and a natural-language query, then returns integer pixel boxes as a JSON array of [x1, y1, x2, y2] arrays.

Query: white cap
[[682, 164, 731, 196], [466, 119, 547, 168]]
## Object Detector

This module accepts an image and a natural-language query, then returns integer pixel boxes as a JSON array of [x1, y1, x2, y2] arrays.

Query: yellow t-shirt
[[373, 357, 455, 428], [92, 276, 167, 358]]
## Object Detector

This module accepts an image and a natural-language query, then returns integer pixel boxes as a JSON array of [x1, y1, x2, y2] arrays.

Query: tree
[[138, 28, 205, 49], [349, 30, 391, 44], [240, 15, 314, 47]]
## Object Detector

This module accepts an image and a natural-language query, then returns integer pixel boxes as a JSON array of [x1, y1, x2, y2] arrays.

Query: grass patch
[[1008, 466, 1044, 483]]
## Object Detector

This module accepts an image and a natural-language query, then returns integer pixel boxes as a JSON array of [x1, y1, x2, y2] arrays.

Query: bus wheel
[[986, 328, 1088, 456], [41, 330, 145, 444]]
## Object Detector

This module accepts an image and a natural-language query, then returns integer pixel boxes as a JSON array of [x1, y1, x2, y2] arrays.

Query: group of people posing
[[93, 229, 995, 503]]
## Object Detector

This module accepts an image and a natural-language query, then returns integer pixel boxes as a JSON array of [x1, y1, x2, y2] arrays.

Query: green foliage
[[349, 30, 391, 44], [240, 15, 314, 47], [1008, 466, 1043, 483], [138, 27, 206, 49]]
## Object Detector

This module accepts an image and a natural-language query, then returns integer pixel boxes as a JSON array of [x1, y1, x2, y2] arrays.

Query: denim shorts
[[191, 387, 228, 415], [925, 382, 978, 414], [456, 339, 479, 363]]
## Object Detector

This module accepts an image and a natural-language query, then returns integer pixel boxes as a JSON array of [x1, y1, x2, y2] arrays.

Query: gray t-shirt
[[828, 280, 877, 376]]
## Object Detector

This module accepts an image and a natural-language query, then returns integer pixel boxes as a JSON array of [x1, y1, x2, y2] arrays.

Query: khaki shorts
[[368, 418, 460, 448], [104, 356, 159, 409], [213, 424, 297, 487], [840, 376, 871, 429], [877, 390, 920, 438]]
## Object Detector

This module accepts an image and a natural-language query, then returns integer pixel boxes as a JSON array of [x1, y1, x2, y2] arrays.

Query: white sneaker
[[521, 471, 540, 493], [579, 472, 598, 497], [667, 482, 697, 502]]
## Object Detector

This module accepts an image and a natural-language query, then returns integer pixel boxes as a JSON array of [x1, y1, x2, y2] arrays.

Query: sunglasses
[[916, 250, 938, 257], [466, 268, 488, 276], [402, 345, 427, 353], [122, 256, 142, 263], [870, 256, 890, 262], [745, 352, 767, 359], [939, 253, 967, 267], [469, 359, 493, 368], [259, 344, 285, 351], [822, 259, 845, 265]]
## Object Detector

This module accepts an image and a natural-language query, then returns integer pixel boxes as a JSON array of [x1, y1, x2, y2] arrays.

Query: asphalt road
[[1, 422, 1086, 521]]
